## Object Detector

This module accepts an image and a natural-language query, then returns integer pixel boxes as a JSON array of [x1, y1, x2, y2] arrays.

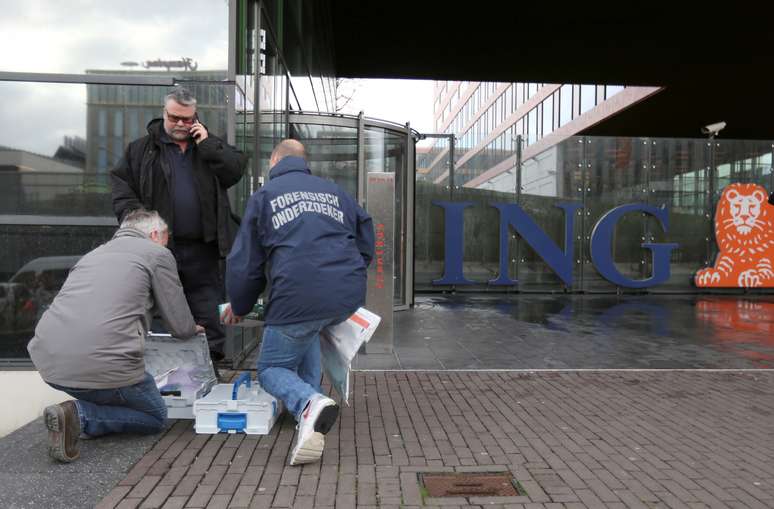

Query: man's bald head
[[270, 139, 307, 167]]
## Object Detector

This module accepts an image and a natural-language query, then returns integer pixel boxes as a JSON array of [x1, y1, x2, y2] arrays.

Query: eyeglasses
[[164, 109, 197, 125]]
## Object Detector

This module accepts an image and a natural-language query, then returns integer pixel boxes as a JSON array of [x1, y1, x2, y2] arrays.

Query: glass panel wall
[[414, 135, 774, 294], [288, 121, 358, 198], [517, 141, 583, 291], [257, 22, 289, 177], [415, 137, 450, 292], [0, 0, 235, 363], [0, 79, 234, 362], [648, 138, 711, 290], [365, 127, 407, 305], [582, 137, 650, 292], [0, 0, 352, 363], [285, 114, 415, 331], [0, 81, 230, 217], [0, 224, 115, 359]]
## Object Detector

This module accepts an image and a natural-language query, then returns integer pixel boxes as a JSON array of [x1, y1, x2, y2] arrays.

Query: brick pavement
[[97, 371, 774, 508]]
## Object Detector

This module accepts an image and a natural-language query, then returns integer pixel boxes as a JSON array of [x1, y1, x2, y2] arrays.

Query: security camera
[[701, 121, 726, 137]]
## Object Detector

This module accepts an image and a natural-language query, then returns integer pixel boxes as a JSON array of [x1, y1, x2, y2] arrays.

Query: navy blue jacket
[[226, 156, 374, 324]]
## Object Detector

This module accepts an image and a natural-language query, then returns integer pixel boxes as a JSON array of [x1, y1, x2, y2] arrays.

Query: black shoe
[[209, 349, 225, 362]]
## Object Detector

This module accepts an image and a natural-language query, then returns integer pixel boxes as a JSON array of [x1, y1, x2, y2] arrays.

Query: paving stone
[[184, 483, 217, 508], [139, 484, 175, 509], [92, 370, 774, 509], [127, 476, 161, 499], [96, 486, 133, 509]]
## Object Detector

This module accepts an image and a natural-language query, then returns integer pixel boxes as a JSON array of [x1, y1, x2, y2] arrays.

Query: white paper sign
[[320, 307, 381, 406]]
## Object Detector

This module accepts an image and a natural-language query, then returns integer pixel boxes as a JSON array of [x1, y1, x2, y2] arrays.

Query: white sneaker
[[289, 394, 339, 466]]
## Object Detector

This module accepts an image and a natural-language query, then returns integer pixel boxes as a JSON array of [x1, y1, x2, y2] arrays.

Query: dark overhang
[[329, 3, 774, 139]]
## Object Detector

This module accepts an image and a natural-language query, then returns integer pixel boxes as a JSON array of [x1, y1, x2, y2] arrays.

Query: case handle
[[231, 372, 252, 400]]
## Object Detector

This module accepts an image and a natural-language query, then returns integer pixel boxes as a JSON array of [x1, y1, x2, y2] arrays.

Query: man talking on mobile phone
[[111, 86, 247, 362]]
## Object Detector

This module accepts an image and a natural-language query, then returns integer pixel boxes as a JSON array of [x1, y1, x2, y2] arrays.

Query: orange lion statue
[[695, 183, 774, 287]]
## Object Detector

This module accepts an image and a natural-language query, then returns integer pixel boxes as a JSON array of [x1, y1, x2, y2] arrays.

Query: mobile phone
[[191, 113, 201, 141]]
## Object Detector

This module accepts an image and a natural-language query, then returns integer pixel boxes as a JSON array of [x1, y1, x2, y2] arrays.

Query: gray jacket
[[28, 228, 197, 389]]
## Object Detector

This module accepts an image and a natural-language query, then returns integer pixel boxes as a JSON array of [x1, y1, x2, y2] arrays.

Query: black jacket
[[110, 119, 247, 256]]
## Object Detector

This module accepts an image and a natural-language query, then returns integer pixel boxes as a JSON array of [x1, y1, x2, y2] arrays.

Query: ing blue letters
[[433, 201, 679, 288]]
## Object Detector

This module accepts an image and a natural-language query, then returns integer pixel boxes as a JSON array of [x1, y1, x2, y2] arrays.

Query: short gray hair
[[164, 86, 197, 108], [121, 209, 168, 237]]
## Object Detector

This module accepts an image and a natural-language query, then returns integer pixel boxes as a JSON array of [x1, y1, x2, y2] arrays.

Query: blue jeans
[[257, 315, 348, 421], [47, 372, 167, 437]]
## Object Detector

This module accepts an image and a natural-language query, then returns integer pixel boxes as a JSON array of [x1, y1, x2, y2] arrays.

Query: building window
[[98, 110, 107, 137], [114, 110, 123, 136], [536, 103, 542, 139], [98, 147, 108, 173], [579, 84, 596, 115], [129, 110, 139, 140], [605, 85, 624, 99], [527, 83, 538, 99], [559, 85, 572, 126], [543, 96, 554, 136], [528, 108, 537, 145], [113, 138, 123, 165]]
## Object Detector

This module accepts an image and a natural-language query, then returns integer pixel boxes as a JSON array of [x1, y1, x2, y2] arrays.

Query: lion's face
[[701, 183, 774, 282], [719, 185, 767, 237]]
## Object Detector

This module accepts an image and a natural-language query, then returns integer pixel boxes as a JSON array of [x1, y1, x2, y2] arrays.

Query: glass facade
[[0, 0, 237, 364], [0, 0, 417, 361], [3, 0, 773, 365], [365, 127, 409, 305], [0, 110, 239, 360], [235, 0, 337, 192], [289, 120, 359, 199], [429, 81, 644, 189], [415, 135, 774, 294], [0, 2, 243, 363]]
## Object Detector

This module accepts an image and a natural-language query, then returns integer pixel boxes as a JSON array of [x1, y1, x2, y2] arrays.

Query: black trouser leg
[[172, 240, 225, 355]]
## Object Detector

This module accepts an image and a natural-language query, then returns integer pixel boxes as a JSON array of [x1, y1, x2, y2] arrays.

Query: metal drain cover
[[421, 472, 519, 497]]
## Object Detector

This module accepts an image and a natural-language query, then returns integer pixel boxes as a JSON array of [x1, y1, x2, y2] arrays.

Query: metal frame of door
[[236, 0, 416, 314]]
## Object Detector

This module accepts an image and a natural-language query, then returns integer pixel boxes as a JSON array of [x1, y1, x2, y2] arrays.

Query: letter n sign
[[488, 202, 582, 285], [432, 201, 580, 286]]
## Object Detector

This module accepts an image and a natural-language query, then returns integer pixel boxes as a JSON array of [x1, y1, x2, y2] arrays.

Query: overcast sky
[[0, 0, 229, 156], [0, 1, 435, 156], [338, 79, 435, 133], [0, 1, 229, 74]]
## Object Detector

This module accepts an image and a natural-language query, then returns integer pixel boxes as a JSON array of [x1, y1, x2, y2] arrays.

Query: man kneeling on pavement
[[28, 209, 203, 462], [222, 139, 374, 466]]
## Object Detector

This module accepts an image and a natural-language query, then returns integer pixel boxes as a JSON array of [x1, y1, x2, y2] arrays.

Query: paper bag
[[320, 307, 381, 406]]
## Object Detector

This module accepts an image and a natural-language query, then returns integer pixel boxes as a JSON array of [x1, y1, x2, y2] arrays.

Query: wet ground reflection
[[392, 294, 774, 369]]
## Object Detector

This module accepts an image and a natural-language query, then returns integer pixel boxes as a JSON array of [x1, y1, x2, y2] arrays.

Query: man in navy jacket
[[224, 139, 374, 465]]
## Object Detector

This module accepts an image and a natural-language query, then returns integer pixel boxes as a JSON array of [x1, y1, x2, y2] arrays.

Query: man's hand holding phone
[[190, 116, 208, 145]]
